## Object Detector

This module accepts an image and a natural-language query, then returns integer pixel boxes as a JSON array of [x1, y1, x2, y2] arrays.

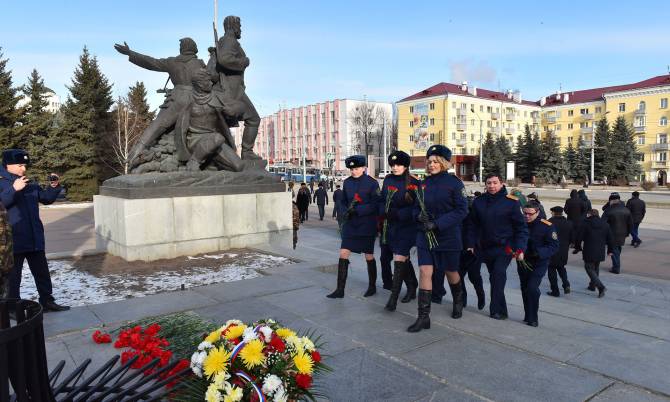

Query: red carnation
[[145, 323, 161, 336], [354, 193, 363, 203], [92, 330, 112, 344], [406, 184, 418, 191], [387, 185, 398, 192], [311, 351, 321, 363], [295, 373, 313, 389], [421, 184, 427, 190], [504, 245, 513, 255], [269, 334, 286, 352], [515, 249, 524, 257]]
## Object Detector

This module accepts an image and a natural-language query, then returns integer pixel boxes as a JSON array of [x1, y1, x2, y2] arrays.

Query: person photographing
[[0, 149, 69, 312]]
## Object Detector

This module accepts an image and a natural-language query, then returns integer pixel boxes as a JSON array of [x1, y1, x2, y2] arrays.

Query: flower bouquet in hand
[[339, 193, 362, 233], [186, 319, 330, 402], [505, 246, 533, 271], [381, 186, 398, 244], [408, 184, 438, 249]]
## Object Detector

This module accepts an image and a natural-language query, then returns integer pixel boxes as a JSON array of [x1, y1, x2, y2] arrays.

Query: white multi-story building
[[232, 99, 393, 171], [16, 88, 61, 113]]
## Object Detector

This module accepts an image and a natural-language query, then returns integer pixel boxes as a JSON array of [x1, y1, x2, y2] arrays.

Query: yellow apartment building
[[398, 75, 670, 184]]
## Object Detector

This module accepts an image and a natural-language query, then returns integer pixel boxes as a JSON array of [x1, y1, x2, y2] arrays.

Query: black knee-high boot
[[385, 261, 407, 311], [407, 289, 431, 333], [326, 259, 349, 298], [449, 281, 464, 319], [401, 261, 418, 303], [363, 259, 377, 297]]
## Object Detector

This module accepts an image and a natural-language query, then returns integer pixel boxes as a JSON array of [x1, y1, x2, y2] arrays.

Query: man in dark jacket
[[313, 183, 329, 220], [332, 184, 343, 219], [602, 193, 633, 274], [0, 149, 69, 311], [546, 206, 573, 297], [575, 209, 613, 297], [626, 191, 646, 247], [564, 190, 586, 229], [296, 183, 311, 222]]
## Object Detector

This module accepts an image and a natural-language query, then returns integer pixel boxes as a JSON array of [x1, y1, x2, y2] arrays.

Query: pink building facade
[[233, 99, 392, 172]]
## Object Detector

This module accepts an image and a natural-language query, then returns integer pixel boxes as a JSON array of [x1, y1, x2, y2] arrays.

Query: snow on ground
[[18, 252, 295, 307]]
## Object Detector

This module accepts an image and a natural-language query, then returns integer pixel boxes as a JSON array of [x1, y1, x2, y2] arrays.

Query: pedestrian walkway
[[43, 223, 670, 401]]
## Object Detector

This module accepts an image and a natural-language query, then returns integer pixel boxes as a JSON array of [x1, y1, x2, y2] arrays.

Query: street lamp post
[[471, 106, 484, 184]]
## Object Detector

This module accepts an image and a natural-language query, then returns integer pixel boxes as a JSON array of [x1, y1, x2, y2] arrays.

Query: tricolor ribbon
[[235, 370, 265, 402], [230, 325, 264, 363]]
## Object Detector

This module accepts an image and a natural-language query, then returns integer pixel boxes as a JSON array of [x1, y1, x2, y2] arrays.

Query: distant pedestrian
[[565, 189, 586, 253], [332, 185, 343, 219], [546, 206, 573, 297], [602, 193, 633, 274], [313, 183, 329, 220], [296, 183, 310, 222], [583, 174, 589, 188], [292, 200, 300, 249], [309, 178, 315, 194], [626, 191, 646, 247], [287, 181, 295, 198], [577, 189, 592, 215], [575, 209, 613, 297], [329, 179, 334, 192]]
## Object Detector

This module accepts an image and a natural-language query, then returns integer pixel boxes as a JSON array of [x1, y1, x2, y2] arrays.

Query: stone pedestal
[[93, 172, 291, 261]]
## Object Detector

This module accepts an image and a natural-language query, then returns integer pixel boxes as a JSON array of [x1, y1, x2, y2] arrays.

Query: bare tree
[[348, 101, 383, 159], [105, 97, 143, 175]]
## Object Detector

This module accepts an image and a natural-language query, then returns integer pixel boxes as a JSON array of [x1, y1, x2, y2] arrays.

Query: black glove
[[422, 220, 437, 232], [344, 208, 357, 220], [417, 211, 430, 224]]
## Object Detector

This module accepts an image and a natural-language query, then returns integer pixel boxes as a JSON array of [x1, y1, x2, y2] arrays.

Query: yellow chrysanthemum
[[212, 371, 230, 389], [224, 324, 247, 340], [203, 346, 232, 378], [275, 327, 296, 339], [239, 339, 266, 369], [223, 385, 243, 402], [293, 350, 314, 375], [285, 335, 303, 352], [205, 329, 221, 344], [205, 383, 222, 402]]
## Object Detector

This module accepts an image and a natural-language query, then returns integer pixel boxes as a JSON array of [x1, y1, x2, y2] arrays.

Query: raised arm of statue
[[216, 37, 249, 72], [126, 50, 170, 73]]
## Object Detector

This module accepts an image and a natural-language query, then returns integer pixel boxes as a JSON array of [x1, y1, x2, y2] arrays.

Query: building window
[[486, 106, 492, 112], [471, 134, 475, 141], [580, 108, 589, 115], [638, 101, 646, 111], [568, 123, 574, 129], [660, 152, 667, 162], [638, 154, 645, 162], [556, 124, 562, 131], [480, 105, 484, 112], [429, 133, 435, 141], [661, 98, 668, 109], [452, 132, 456, 140], [660, 134, 668, 144], [430, 118, 435, 126], [660, 117, 668, 126], [471, 119, 475, 126], [409, 135, 414, 141], [637, 136, 645, 145], [429, 103, 435, 110], [461, 133, 467, 140], [567, 136, 573, 144], [619, 103, 626, 112], [409, 106, 414, 113], [595, 106, 602, 113], [568, 110, 574, 117], [580, 122, 588, 128], [409, 121, 414, 128]]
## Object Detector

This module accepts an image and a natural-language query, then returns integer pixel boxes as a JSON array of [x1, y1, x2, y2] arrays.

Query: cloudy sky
[[2, 1, 668, 116]]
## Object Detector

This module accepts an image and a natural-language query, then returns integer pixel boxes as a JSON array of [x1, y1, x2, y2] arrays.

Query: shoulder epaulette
[[541, 219, 552, 226], [506, 194, 518, 201]]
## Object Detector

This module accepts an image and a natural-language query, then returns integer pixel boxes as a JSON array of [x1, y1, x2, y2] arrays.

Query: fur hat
[[2, 149, 30, 167], [426, 144, 452, 161], [388, 150, 410, 168], [345, 155, 366, 168]]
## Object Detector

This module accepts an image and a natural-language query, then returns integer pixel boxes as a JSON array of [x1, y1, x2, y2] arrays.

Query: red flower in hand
[[354, 193, 363, 203], [92, 330, 112, 344], [311, 350, 321, 363], [421, 184, 427, 190], [295, 373, 313, 389], [406, 184, 418, 191], [387, 185, 398, 192], [504, 245, 513, 255]]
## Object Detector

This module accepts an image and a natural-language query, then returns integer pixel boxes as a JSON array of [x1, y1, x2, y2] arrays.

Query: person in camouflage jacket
[[0, 202, 12, 298]]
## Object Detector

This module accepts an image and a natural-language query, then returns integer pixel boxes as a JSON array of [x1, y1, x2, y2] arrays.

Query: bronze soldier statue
[[0, 202, 12, 299], [208, 16, 262, 161], [114, 38, 206, 166], [174, 68, 246, 172]]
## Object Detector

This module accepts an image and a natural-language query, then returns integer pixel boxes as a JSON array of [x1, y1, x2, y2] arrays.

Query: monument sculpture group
[[94, 16, 290, 261]]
